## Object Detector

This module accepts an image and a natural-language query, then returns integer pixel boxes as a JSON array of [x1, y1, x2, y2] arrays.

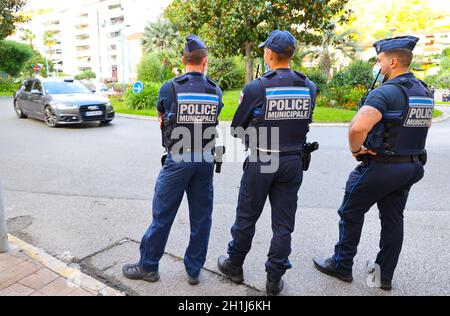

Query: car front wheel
[[44, 106, 58, 128], [14, 100, 27, 118]]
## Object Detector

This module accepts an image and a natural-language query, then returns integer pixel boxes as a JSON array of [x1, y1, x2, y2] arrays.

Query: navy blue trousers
[[228, 154, 304, 281], [139, 153, 214, 278], [332, 159, 424, 282]]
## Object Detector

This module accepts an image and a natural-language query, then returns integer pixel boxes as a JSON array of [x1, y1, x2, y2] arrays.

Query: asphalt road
[[1, 96, 449, 296]]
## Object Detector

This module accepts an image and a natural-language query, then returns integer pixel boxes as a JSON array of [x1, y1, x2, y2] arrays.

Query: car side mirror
[[31, 89, 42, 96]]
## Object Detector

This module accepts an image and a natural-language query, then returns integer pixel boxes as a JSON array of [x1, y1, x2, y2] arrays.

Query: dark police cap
[[373, 36, 419, 54], [184, 35, 208, 53], [258, 30, 297, 53]]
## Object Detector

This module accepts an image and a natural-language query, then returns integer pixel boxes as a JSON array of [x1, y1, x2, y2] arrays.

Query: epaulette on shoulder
[[173, 74, 189, 84], [293, 70, 307, 80], [262, 70, 277, 79], [206, 76, 218, 87]]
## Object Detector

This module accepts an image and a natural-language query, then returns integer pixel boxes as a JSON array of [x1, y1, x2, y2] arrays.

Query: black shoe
[[188, 275, 200, 286], [313, 257, 353, 283], [217, 255, 244, 284], [122, 263, 160, 282], [266, 278, 284, 296], [379, 280, 392, 291]]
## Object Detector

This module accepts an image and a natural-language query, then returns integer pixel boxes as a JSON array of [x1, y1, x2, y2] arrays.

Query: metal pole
[[0, 180, 9, 253], [45, 57, 50, 78], [121, 29, 126, 95]]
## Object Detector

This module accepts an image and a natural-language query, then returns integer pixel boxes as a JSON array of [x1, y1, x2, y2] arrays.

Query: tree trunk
[[244, 41, 254, 83]]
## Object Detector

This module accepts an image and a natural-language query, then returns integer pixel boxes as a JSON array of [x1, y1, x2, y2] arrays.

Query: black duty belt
[[253, 149, 302, 156], [369, 155, 420, 163]]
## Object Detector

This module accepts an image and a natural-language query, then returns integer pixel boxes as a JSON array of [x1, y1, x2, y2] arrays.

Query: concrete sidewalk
[[0, 235, 124, 296]]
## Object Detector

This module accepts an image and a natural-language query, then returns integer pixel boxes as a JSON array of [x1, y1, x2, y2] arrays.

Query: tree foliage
[[0, 40, 34, 77], [0, 0, 28, 40], [165, 0, 352, 82], [23, 49, 54, 78]]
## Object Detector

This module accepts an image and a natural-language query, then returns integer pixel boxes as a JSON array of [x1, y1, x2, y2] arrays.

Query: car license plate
[[85, 111, 103, 116]]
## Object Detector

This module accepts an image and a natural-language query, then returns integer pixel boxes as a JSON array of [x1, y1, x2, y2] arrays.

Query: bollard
[[0, 180, 9, 253]]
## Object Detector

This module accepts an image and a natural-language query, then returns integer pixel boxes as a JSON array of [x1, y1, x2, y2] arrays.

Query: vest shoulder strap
[[293, 70, 307, 80], [173, 74, 189, 84], [262, 70, 277, 79]]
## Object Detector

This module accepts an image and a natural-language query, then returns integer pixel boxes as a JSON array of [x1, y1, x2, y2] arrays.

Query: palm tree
[[305, 28, 362, 78], [142, 19, 183, 56], [43, 31, 56, 60], [20, 28, 36, 49]]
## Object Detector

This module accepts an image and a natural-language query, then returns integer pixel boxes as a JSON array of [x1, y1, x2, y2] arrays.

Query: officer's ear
[[181, 55, 187, 66]]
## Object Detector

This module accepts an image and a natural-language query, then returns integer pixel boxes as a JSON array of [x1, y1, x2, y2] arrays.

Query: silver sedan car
[[13, 78, 115, 127]]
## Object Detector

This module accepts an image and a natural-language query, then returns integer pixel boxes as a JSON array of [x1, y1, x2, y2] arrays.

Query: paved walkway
[[0, 235, 123, 296]]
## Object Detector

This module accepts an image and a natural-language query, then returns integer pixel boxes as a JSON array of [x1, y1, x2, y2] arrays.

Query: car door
[[28, 79, 46, 119], [19, 80, 34, 114]]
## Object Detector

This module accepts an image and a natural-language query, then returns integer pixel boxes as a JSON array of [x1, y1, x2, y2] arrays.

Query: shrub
[[75, 70, 96, 80], [330, 60, 373, 89], [324, 85, 366, 111], [137, 52, 174, 83], [302, 67, 328, 92], [208, 56, 245, 90], [441, 47, 450, 58], [0, 40, 34, 77], [0, 81, 20, 93], [125, 81, 161, 110], [425, 71, 450, 89]]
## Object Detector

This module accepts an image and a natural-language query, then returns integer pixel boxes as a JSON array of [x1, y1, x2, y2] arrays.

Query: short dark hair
[[273, 46, 295, 62], [384, 48, 413, 67], [183, 49, 208, 65]]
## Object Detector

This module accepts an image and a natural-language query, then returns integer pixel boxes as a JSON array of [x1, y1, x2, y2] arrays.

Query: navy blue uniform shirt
[[231, 68, 317, 130], [364, 72, 416, 114], [157, 72, 224, 115]]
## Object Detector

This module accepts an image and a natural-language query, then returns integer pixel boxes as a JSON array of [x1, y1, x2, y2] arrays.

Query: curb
[[7, 234, 124, 296], [116, 112, 449, 127], [434, 106, 450, 124]]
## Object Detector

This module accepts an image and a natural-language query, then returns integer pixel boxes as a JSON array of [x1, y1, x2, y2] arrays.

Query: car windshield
[[44, 81, 91, 94]]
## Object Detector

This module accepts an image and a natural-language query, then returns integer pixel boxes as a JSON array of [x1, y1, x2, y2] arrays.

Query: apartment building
[[12, 0, 170, 83]]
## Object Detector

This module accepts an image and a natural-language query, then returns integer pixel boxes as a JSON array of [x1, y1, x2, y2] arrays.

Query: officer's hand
[[352, 146, 377, 158]]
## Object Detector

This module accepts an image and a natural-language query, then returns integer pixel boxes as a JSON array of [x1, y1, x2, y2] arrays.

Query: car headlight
[[106, 101, 114, 111]]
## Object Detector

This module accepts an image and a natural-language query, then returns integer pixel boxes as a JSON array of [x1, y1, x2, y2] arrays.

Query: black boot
[[122, 263, 160, 282], [266, 277, 284, 296], [217, 255, 244, 284], [188, 275, 200, 286], [313, 257, 353, 283]]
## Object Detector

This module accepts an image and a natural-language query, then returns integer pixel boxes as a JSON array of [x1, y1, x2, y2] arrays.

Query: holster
[[213, 146, 226, 174], [161, 154, 167, 167], [302, 142, 319, 171], [419, 150, 427, 166]]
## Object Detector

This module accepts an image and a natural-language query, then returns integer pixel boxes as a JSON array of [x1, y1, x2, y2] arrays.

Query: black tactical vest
[[251, 69, 313, 153], [166, 74, 220, 153], [365, 75, 434, 156]]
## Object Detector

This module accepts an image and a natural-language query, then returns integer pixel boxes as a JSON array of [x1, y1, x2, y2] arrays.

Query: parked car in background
[[81, 80, 115, 97], [13, 78, 115, 127]]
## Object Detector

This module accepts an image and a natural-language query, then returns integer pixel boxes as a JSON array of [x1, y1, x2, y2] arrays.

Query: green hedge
[[0, 82, 20, 93], [125, 81, 161, 110]]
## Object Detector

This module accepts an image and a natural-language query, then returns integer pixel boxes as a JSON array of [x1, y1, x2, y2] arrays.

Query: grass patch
[[436, 101, 450, 106], [112, 89, 446, 123], [111, 96, 158, 117], [0, 92, 13, 97], [434, 109, 443, 118]]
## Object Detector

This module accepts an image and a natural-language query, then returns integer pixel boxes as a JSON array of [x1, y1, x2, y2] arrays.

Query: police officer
[[123, 35, 224, 285], [314, 36, 433, 291], [217, 30, 317, 296]]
